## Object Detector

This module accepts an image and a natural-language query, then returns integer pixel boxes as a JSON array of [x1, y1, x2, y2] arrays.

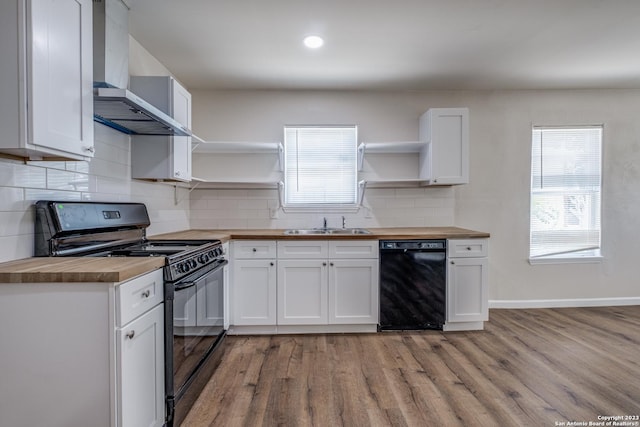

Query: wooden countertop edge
[[0, 257, 166, 284], [151, 227, 490, 242], [1, 227, 489, 283]]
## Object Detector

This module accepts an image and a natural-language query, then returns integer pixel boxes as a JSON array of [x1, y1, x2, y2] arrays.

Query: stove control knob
[[178, 263, 189, 273], [198, 254, 209, 264], [189, 259, 198, 269]]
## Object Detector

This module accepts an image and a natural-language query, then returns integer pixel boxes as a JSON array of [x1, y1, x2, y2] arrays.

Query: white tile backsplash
[[189, 185, 455, 230]]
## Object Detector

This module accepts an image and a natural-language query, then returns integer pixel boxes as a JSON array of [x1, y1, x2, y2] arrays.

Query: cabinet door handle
[[270, 262, 274, 266], [322, 262, 327, 266], [252, 248, 257, 252], [125, 330, 135, 340], [466, 247, 472, 251], [84, 146, 95, 153], [330, 262, 334, 266], [141, 290, 151, 298], [451, 261, 455, 265]]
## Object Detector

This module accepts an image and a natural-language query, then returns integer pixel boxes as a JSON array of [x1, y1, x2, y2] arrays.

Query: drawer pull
[[466, 247, 472, 251], [126, 330, 135, 340], [252, 248, 257, 252], [322, 262, 327, 266], [141, 290, 151, 298]]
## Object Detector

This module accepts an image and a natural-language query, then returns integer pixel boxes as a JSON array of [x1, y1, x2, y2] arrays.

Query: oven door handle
[[175, 281, 197, 291]]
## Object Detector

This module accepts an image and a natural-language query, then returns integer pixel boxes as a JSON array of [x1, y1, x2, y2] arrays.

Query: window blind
[[284, 126, 357, 206], [530, 126, 602, 259]]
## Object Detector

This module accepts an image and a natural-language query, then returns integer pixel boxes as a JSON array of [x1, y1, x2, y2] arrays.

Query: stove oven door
[[165, 260, 227, 426]]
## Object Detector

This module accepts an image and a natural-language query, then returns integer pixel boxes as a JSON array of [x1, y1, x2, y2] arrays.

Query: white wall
[[190, 88, 640, 304]]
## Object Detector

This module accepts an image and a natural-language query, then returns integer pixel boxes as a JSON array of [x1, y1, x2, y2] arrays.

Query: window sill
[[529, 253, 603, 265]]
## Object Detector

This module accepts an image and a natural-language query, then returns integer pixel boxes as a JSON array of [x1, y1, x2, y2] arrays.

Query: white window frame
[[282, 125, 359, 212], [529, 125, 603, 265]]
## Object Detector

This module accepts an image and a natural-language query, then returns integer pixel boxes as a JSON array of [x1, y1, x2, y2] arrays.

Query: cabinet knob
[[83, 146, 95, 153], [270, 262, 274, 266], [125, 330, 135, 339], [330, 262, 334, 266], [322, 262, 327, 266], [451, 261, 455, 265], [466, 247, 472, 251], [252, 248, 257, 252], [175, 171, 181, 177], [141, 290, 151, 298]]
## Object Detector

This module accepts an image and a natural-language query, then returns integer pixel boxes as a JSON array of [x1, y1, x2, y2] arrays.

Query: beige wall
[[190, 88, 640, 305]]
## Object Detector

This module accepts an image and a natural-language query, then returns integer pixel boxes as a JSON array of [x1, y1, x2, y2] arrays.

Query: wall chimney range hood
[[92, 0, 192, 137]]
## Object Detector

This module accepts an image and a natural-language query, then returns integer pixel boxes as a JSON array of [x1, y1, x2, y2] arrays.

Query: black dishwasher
[[379, 240, 446, 330]]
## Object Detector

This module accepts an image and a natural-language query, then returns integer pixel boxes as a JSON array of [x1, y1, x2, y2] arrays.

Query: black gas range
[[34, 201, 227, 427]]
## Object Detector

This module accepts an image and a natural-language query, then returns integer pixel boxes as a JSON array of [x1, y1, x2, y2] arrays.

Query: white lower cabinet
[[445, 238, 489, 331], [229, 239, 378, 334], [0, 268, 165, 427], [233, 259, 277, 325], [329, 259, 379, 324], [278, 259, 328, 324], [117, 304, 165, 427], [231, 241, 277, 327]]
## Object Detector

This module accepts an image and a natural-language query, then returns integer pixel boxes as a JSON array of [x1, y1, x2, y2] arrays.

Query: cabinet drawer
[[328, 240, 378, 259], [277, 241, 328, 259], [116, 269, 164, 327], [233, 241, 277, 259], [447, 239, 488, 258]]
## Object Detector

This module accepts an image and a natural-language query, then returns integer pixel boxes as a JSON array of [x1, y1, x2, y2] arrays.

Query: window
[[283, 125, 358, 207], [530, 126, 602, 262]]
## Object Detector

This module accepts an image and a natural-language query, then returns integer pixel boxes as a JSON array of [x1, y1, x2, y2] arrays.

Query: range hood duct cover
[[92, 0, 192, 137]]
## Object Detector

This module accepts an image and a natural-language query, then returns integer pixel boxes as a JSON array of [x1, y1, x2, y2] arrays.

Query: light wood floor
[[182, 306, 640, 426]]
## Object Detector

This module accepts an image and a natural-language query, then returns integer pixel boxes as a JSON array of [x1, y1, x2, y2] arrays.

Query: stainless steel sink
[[327, 228, 371, 235], [283, 228, 371, 235]]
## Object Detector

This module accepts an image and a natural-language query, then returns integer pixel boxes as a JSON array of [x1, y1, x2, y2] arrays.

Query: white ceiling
[[128, 0, 640, 91]]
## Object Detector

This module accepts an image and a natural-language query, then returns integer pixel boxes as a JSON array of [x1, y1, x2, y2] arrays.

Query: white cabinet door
[[169, 80, 192, 180], [117, 303, 165, 427], [446, 257, 488, 323], [0, 0, 94, 160], [328, 259, 379, 324], [277, 259, 328, 325], [419, 108, 469, 185], [232, 259, 277, 325]]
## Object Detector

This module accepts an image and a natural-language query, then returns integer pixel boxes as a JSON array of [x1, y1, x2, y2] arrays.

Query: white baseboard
[[489, 297, 640, 309]]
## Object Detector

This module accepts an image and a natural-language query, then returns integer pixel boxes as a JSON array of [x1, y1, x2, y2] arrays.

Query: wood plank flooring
[[182, 306, 640, 426]]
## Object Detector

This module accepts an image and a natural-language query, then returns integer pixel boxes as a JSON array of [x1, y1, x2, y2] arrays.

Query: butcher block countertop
[[150, 226, 490, 242], [0, 257, 166, 284], [0, 227, 488, 283]]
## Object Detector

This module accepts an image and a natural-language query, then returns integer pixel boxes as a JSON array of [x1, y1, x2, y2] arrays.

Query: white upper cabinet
[[0, 0, 94, 160], [419, 108, 469, 185], [130, 76, 192, 182]]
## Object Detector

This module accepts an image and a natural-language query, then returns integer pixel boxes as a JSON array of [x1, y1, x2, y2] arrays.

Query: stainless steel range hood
[[92, 0, 191, 136], [94, 87, 191, 136]]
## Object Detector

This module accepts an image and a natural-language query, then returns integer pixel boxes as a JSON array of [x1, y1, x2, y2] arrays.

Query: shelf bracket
[[174, 181, 202, 205], [277, 143, 284, 171], [357, 143, 366, 171]]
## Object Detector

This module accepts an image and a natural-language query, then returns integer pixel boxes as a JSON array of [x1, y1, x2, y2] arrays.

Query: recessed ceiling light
[[303, 35, 324, 49]]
